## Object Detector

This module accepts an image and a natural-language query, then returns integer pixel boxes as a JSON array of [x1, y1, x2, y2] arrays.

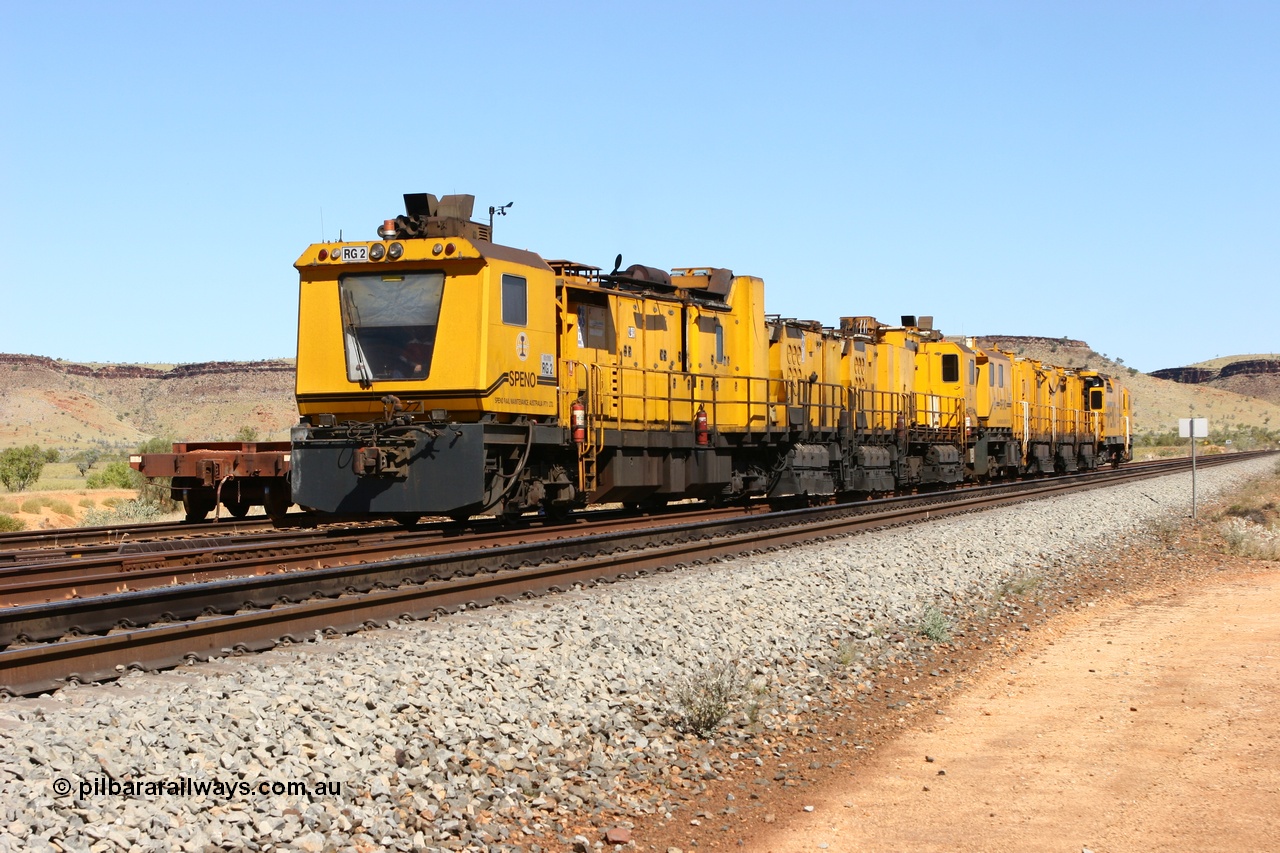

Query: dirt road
[[752, 566, 1280, 852]]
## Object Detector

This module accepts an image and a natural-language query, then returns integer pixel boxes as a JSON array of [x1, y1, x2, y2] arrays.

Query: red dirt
[[617, 540, 1279, 853]]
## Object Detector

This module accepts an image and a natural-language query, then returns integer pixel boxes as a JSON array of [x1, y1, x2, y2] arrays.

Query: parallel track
[[0, 452, 1268, 696]]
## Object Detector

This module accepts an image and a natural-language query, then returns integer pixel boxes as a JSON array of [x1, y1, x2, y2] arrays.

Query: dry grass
[[669, 661, 744, 737], [1210, 464, 1280, 561]]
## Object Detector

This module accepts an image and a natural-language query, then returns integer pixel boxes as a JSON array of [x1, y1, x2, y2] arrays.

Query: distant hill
[[975, 337, 1280, 436], [3, 341, 1279, 456], [0, 354, 296, 453], [1149, 354, 1280, 407]]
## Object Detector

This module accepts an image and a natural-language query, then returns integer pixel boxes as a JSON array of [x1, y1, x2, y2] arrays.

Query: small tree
[[74, 449, 101, 476], [0, 445, 46, 492], [234, 425, 260, 443], [43, 448, 60, 463]]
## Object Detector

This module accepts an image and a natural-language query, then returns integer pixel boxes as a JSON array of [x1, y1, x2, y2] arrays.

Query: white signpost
[[1179, 417, 1209, 519]]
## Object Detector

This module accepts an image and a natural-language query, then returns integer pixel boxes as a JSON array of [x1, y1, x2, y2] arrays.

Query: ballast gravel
[[0, 457, 1270, 852]]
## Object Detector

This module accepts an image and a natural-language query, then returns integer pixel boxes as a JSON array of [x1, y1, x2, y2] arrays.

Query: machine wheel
[[182, 490, 215, 523], [224, 499, 251, 519], [263, 483, 291, 525]]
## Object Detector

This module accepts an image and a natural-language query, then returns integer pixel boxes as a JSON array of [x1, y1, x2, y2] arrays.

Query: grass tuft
[[669, 661, 743, 737], [997, 574, 1042, 599], [1143, 516, 1183, 549], [80, 500, 164, 527], [1219, 518, 1280, 561], [917, 605, 951, 642]]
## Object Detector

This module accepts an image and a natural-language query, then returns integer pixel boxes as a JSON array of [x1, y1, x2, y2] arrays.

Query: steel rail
[[0, 452, 1236, 557], [0, 452, 1259, 616], [0, 451, 1260, 644], [0, 452, 1227, 615], [0, 504, 763, 608], [0, 452, 1245, 581], [1, 451, 1269, 696], [0, 515, 281, 555]]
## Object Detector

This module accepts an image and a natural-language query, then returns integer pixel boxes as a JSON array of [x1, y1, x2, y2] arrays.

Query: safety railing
[[1016, 403, 1096, 444], [558, 361, 850, 438], [856, 389, 965, 444]]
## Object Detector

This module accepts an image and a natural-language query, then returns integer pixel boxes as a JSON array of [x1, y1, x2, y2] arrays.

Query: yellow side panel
[[911, 340, 970, 432], [686, 304, 741, 429], [975, 349, 1013, 430], [295, 277, 343, 414], [1009, 358, 1038, 446], [1059, 374, 1088, 443], [815, 334, 843, 431], [867, 332, 914, 432], [484, 262, 558, 417], [639, 298, 681, 428]]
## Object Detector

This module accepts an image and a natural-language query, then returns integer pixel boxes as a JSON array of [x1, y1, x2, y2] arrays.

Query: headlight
[[369, 243, 386, 261], [387, 242, 403, 260]]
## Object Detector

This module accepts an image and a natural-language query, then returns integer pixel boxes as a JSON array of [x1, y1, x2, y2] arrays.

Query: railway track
[[0, 515, 280, 555], [0, 453, 1228, 560], [0, 452, 1267, 696], [0, 454, 1226, 608]]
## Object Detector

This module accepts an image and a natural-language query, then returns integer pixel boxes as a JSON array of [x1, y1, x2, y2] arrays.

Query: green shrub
[[0, 498, 18, 513], [20, 499, 41, 514], [78, 497, 95, 509], [49, 500, 74, 516], [85, 461, 140, 490], [0, 513, 23, 532], [917, 606, 951, 642]]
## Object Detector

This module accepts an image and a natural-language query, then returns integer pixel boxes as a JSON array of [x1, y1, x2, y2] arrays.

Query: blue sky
[[2, 2, 1276, 372]]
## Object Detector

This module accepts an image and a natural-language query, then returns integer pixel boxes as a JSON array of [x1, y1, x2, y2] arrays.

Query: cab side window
[[941, 353, 959, 383], [502, 274, 527, 326]]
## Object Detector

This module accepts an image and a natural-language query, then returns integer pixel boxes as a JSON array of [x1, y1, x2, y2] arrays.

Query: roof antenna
[[320, 207, 326, 242]]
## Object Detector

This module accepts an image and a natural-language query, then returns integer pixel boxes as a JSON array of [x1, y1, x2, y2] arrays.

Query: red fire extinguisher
[[571, 397, 586, 444], [695, 405, 709, 446]]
